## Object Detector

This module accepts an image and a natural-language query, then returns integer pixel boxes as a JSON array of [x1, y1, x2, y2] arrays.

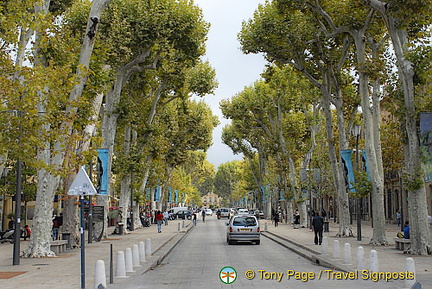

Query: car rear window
[[233, 216, 257, 226]]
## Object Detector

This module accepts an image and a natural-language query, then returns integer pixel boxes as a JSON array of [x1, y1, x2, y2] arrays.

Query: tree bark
[[367, 0, 431, 254], [351, 30, 387, 245], [26, 0, 112, 257]]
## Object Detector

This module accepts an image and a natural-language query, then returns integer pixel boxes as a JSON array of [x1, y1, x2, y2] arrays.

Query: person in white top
[[163, 211, 169, 226]]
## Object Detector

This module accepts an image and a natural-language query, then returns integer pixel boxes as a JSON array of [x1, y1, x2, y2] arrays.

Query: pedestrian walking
[[163, 211, 169, 226], [312, 213, 324, 245], [274, 212, 279, 227], [156, 211, 164, 233], [192, 212, 197, 226], [201, 209, 206, 223], [396, 209, 401, 226], [293, 210, 300, 229], [52, 214, 62, 240]]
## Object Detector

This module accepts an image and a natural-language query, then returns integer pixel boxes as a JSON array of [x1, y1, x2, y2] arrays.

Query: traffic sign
[[67, 167, 97, 196]]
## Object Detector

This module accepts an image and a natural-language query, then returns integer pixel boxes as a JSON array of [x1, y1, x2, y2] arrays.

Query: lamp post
[[13, 159, 22, 265], [353, 125, 362, 241], [1, 168, 8, 232], [129, 173, 134, 231]]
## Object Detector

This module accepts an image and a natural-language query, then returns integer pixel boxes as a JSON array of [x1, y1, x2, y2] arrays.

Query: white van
[[168, 207, 188, 219]]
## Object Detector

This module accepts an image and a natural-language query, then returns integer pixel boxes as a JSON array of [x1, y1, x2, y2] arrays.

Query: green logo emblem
[[219, 266, 237, 284]]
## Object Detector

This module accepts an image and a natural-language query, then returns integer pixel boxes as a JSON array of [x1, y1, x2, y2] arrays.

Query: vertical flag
[[341, 149, 355, 192], [97, 148, 109, 195], [155, 186, 161, 202]]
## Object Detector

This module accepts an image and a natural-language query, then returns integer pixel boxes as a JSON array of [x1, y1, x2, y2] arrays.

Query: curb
[[262, 230, 352, 272], [144, 221, 194, 273]]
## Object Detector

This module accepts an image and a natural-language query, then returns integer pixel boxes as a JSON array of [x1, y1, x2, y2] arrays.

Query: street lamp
[[129, 173, 134, 231], [353, 125, 362, 241], [1, 168, 8, 231]]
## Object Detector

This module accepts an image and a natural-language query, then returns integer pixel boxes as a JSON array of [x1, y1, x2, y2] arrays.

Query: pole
[[88, 162, 93, 244], [354, 127, 362, 241], [80, 196, 85, 289], [130, 174, 134, 231], [13, 160, 22, 265], [109, 243, 113, 284], [2, 168, 7, 232]]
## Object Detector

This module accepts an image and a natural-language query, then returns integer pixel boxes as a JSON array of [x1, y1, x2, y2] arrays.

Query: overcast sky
[[194, 0, 267, 168]]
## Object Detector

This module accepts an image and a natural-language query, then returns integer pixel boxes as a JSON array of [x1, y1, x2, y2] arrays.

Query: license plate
[[239, 228, 251, 232]]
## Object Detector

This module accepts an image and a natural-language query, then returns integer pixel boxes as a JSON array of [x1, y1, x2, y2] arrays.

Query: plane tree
[[364, 0, 432, 254], [239, 2, 358, 236]]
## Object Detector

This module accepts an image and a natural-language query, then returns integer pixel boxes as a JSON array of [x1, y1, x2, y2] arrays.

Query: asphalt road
[[109, 216, 403, 289]]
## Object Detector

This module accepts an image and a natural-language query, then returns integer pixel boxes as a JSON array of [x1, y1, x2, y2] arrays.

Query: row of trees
[[0, 0, 218, 257], [214, 0, 431, 255]]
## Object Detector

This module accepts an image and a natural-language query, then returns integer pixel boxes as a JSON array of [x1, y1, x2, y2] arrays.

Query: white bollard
[[94, 260, 107, 289], [132, 244, 141, 267], [404, 257, 416, 289], [125, 247, 135, 273], [321, 237, 328, 255], [265, 222, 268, 232], [333, 240, 340, 259], [116, 251, 127, 278], [356, 246, 364, 270], [182, 220, 185, 228], [369, 250, 379, 272], [139, 241, 147, 262], [178, 222, 180, 232], [343, 243, 352, 265], [145, 238, 152, 256]]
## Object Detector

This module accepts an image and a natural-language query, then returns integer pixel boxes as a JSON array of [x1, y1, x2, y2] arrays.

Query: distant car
[[226, 215, 260, 245], [219, 208, 230, 219], [237, 208, 249, 216], [175, 210, 192, 220], [205, 209, 213, 216], [259, 211, 265, 219]]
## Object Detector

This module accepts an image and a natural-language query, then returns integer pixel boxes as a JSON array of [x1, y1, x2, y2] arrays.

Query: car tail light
[[229, 227, 233, 232], [257, 227, 260, 232]]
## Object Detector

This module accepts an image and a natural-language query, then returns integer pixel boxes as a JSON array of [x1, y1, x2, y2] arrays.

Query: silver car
[[226, 215, 260, 245]]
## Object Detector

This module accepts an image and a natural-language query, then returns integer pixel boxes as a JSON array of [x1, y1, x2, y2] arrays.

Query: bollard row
[[319, 236, 416, 286], [94, 237, 153, 289]]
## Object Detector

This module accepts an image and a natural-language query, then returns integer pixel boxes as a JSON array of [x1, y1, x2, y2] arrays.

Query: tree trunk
[[24, 169, 58, 257], [352, 31, 387, 245], [367, 0, 430, 253], [119, 126, 132, 232], [26, 0, 111, 257]]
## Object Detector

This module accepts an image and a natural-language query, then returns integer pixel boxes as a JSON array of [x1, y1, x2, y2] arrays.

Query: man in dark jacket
[[312, 213, 324, 245]]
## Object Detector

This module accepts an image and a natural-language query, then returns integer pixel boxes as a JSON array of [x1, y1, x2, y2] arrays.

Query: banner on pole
[[97, 148, 109, 195]]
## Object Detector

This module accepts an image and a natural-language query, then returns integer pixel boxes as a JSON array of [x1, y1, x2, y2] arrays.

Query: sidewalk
[[0, 219, 193, 289], [264, 219, 432, 286]]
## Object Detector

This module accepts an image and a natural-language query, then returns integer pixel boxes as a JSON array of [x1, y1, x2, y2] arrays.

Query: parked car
[[205, 209, 213, 216], [175, 210, 193, 220], [226, 215, 260, 245]]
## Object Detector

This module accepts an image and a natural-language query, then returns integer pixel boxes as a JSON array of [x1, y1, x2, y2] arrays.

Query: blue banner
[[341, 149, 355, 192], [97, 148, 109, 195], [420, 113, 432, 182], [155, 186, 161, 202], [279, 189, 285, 201], [362, 150, 370, 180], [145, 188, 150, 201], [168, 187, 172, 203], [174, 190, 178, 204]]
